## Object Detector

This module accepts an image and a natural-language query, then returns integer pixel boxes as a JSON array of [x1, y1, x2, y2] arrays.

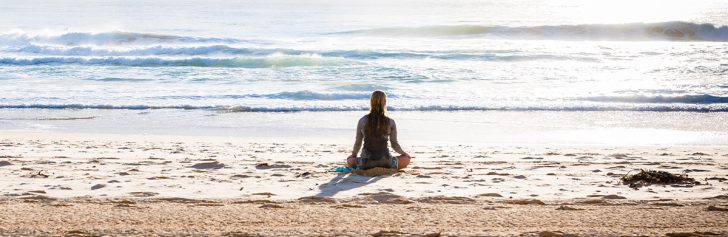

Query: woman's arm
[[351, 117, 365, 157], [389, 119, 407, 155]]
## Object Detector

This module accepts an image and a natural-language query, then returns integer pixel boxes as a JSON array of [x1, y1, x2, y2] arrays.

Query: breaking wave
[[2, 92, 727, 112], [340, 21, 728, 42], [0, 55, 350, 68], [577, 94, 728, 104], [148, 91, 378, 101], [0, 31, 239, 46], [5, 44, 599, 62], [2, 103, 727, 112]]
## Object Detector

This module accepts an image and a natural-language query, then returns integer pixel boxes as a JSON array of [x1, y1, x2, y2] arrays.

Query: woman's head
[[366, 90, 389, 136], [370, 90, 387, 114]]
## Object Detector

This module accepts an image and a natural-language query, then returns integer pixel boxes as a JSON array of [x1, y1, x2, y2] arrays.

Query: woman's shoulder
[[358, 114, 395, 123], [358, 115, 368, 125]]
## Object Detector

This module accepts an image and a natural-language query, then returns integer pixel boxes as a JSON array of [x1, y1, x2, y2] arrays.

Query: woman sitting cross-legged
[[347, 90, 411, 170]]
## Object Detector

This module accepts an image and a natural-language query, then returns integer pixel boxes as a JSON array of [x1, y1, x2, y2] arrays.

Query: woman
[[347, 91, 411, 170]]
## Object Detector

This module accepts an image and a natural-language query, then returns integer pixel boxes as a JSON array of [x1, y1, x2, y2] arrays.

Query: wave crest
[[340, 21, 728, 42], [0, 55, 350, 68], [148, 91, 376, 101], [4, 45, 600, 63], [0, 31, 239, 46], [2, 103, 727, 112], [578, 94, 728, 104]]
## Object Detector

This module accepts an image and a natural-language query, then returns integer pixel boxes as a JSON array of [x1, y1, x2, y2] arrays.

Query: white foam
[[0, 30, 239, 46], [0, 54, 351, 68], [342, 21, 728, 41]]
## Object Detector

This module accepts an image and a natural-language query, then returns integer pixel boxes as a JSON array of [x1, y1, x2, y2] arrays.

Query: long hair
[[365, 90, 390, 137]]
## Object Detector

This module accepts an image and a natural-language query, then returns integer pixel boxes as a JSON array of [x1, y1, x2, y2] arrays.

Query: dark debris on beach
[[621, 169, 700, 189]]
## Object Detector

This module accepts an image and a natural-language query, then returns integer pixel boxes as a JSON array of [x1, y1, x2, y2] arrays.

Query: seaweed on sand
[[621, 169, 700, 189]]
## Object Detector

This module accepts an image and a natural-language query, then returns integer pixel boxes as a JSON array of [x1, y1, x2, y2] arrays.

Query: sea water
[[0, 0, 727, 145]]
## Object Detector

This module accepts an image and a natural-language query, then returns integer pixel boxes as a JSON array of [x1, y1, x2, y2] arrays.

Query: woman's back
[[347, 90, 409, 170], [354, 116, 404, 159]]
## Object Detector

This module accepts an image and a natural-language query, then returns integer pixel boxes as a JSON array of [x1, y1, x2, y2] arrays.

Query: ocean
[[1, 0, 727, 145]]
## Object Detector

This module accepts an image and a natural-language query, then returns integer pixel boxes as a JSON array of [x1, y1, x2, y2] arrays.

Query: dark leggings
[[356, 152, 398, 170]]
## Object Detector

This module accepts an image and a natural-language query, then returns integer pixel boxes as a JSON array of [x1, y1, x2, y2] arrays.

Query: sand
[[1, 130, 727, 236], [2, 199, 728, 236]]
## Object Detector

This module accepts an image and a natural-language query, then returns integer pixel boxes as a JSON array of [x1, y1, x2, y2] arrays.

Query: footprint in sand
[[252, 192, 275, 197], [478, 193, 503, 197], [505, 199, 545, 205], [91, 184, 106, 190], [601, 194, 626, 199], [556, 205, 584, 211], [231, 174, 251, 179], [0, 161, 12, 167], [259, 204, 285, 209], [191, 161, 225, 169], [128, 192, 158, 197], [255, 163, 291, 170]]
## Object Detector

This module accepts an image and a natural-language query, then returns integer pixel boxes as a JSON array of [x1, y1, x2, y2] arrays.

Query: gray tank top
[[351, 115, 405, 159], [363, 131, 390, 160]]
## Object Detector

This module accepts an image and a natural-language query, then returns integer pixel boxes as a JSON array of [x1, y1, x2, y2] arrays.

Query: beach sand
[[1, 131, 727, 236]]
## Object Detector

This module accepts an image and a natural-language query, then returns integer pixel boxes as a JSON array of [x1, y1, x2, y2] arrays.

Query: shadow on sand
[[315, 173, 384, 197]]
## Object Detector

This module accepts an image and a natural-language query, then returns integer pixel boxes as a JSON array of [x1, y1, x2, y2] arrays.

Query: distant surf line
[[1, 104, 727, 112], [337, 21, 728, 42]]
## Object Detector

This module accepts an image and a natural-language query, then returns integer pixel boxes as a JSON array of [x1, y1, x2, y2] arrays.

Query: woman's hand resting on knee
[[346, 154, 357, 168]]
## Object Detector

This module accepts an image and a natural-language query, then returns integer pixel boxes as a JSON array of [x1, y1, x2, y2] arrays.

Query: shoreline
[[2, 109, 728, 146]]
